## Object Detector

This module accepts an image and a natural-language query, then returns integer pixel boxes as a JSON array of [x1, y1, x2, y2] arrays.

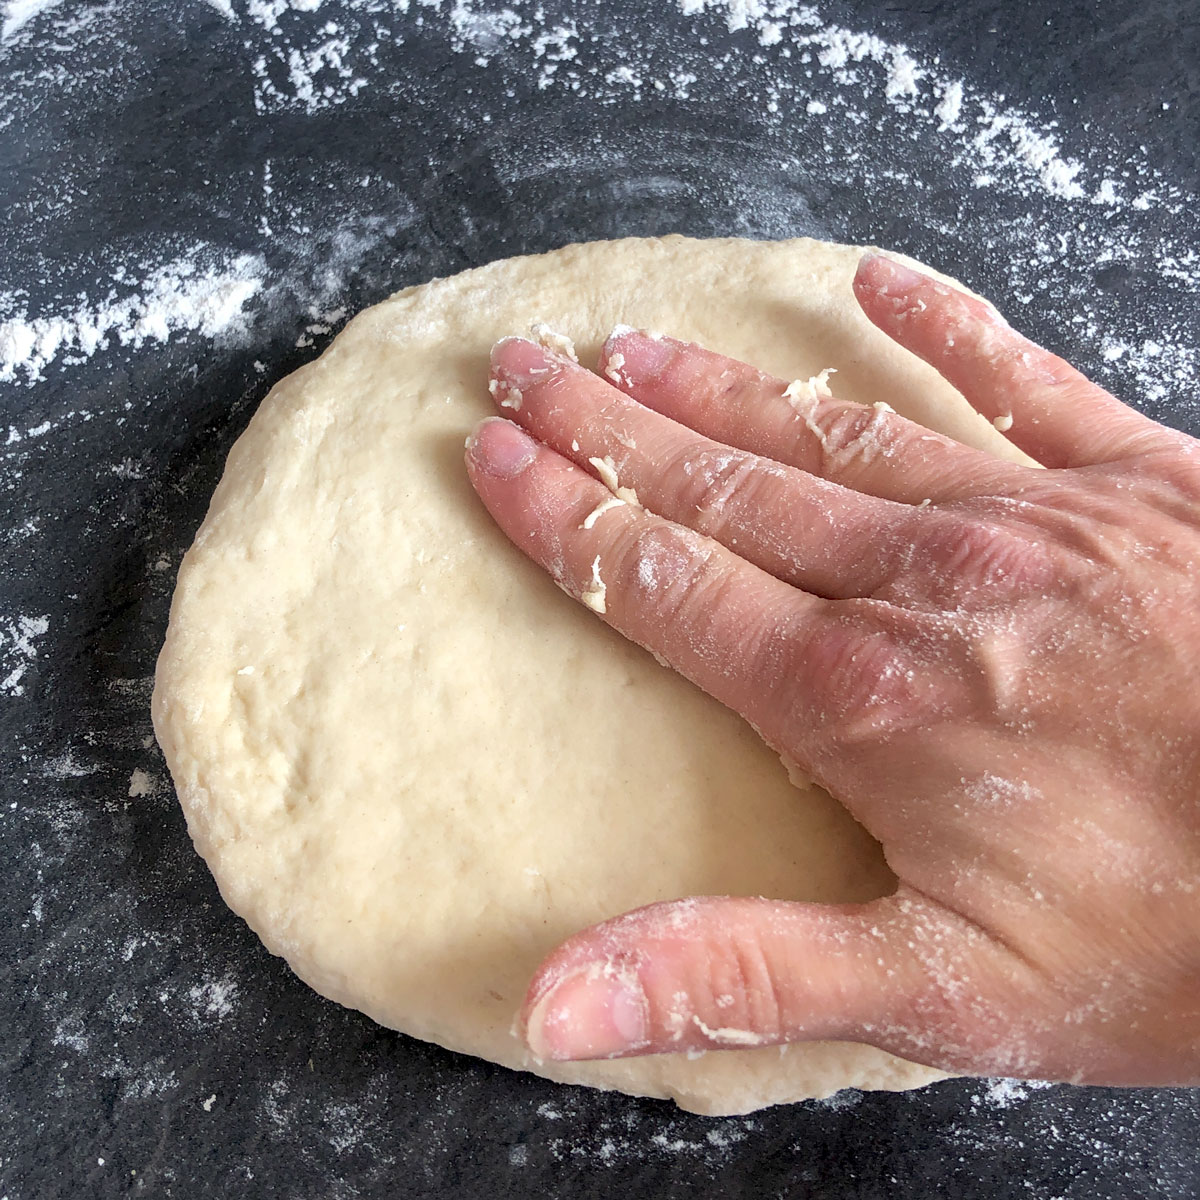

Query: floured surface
[[154, 235, 1027, 1115]]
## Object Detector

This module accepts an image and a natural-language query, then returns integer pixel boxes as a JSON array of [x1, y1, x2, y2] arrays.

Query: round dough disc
[[154, 236, 1021, 1115]]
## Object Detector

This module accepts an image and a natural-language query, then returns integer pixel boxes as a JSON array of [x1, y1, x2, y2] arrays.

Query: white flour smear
[[1, 612, 49, 695], [1, 0, 65, 42], [0, 252, 263, 383]]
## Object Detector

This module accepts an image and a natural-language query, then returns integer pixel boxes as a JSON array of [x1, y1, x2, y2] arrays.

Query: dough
[[154, 236, 1024, 1115]]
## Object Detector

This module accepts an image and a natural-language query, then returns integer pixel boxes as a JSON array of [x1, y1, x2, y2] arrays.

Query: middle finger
[[488, 336, 920, 600]]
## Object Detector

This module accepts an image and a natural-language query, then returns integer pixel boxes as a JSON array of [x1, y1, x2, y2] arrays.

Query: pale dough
[[153, 236, 1025, 1115]]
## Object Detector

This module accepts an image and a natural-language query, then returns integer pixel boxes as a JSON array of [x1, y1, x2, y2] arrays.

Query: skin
[[463, 252, 1200, 1086]]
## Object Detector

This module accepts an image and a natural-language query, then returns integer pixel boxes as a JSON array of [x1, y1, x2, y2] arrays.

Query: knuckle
[[809, 401, 899, 475], [793, 611, 923, 744], [696, 929, 786, 1044], [612, 521, 723, 626], [919, 517, 1055, 597], [672, 447, 764, 534], [657, 911, 787, 1048], [822, 403, 878, 451], [1132, 443, 1200, 506], [728, 929, 787, 1039]]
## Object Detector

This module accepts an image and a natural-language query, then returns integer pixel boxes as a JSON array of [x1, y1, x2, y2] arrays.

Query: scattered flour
[[961, 773, 1041, 812], [43, 749, 101, 779], [0, 0, 1194, 405], [127, 768, 156, 797], [1, 614, 49, 695], [683, 3, 1090, 201], [51, 1015, 90, 1052], [677, 0, 788, 34], [934, 80, 962, 130], [121, 1067, 179, 1103], [446, 0, 528, 54], [0, 252, 263, 384], [186, 975, 240, 1020], [973, 1077, 1054, 1109], [1094, 335, 1193, 405]]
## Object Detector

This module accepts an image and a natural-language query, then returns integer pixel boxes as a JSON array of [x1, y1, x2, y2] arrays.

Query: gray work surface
[[1, 1, 1197, 1196]]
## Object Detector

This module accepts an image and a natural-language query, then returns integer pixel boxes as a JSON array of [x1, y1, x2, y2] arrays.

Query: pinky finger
[[853, 253, 1170, 469]]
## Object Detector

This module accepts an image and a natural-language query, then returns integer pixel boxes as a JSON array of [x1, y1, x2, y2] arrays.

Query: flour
[[934, 80, 962, 129], [246, 0, 325, 29], [44, 748, 101, 779], [121, 1067, 179, 1103], [973, 1077, 1054, 1110], [186, 974, 239, 1020], [683, 4, 1092, 203], [127, 767, 156, 797], [446, 0, 527, 53], [51, 1015, 90, 1052], [961, 773, 1041, 812], [0, 252, 263, 384], [283, 35, 367, 114], [678, 0, 791, 34], [0, 613, 49, 695], [0, 0, 64, 42], [1097, 335, 1192, 405]]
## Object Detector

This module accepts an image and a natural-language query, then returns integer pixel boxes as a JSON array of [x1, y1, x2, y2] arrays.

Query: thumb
[[520, 891, 967, 1063]]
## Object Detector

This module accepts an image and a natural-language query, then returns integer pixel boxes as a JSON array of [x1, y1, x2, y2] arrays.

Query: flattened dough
[[154, 236, 1024, 1115]]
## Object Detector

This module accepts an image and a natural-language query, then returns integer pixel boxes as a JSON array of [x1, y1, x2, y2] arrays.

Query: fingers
[[519, 891, 971, 1064], [464, 416, 837, 748], [853, 253, 1169, 469], [597, 329, 1022, 506], [485, 337, 917, 600]]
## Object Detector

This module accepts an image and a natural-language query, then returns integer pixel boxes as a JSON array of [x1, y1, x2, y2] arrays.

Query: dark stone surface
[[1, 1, 1197, 1197]]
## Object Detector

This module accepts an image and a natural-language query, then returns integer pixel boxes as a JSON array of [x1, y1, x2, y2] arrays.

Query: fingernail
[[524, 966, 648, 1061], [859, 252, 926, 294], [466, 416, 537, 479], [603, 327, 675, 384], [490, 335, 562, 391]]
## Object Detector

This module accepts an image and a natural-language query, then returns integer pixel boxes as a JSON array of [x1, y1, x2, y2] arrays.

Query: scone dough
[[154, 236, 1024, 1115]]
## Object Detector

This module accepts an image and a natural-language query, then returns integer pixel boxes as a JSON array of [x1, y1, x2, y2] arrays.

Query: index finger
[[464, 416, 869, 758]]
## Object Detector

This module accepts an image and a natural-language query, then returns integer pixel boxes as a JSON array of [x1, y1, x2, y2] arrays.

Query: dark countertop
[[1, 1, 1197, 1196]]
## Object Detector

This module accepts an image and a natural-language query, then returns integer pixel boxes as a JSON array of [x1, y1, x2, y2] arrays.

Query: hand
[[463, 253, 1200, 1087]]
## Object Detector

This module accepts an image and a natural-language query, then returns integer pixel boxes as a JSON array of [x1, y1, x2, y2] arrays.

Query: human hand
[[464, 253, 1200, 1087]]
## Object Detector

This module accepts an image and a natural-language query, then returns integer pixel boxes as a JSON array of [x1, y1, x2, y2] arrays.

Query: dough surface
[[154, 236, 1023, 1115]]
